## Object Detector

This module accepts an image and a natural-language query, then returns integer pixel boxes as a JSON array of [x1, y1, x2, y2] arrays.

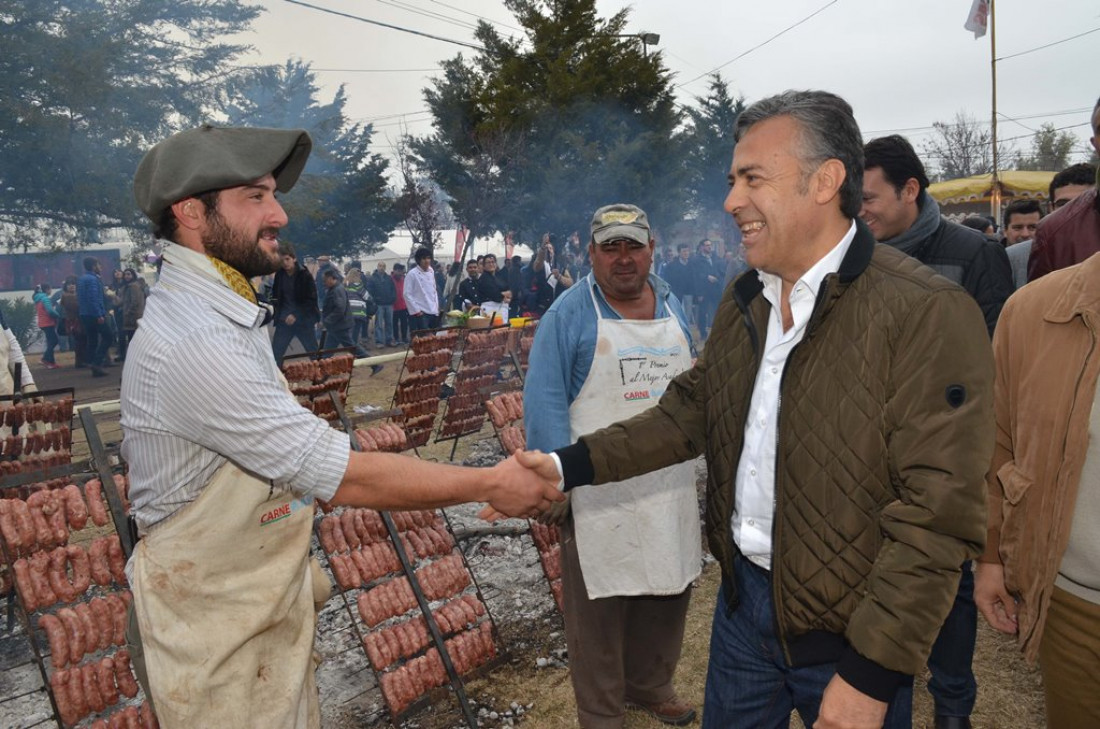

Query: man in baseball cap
[[121, 127, 564, 728]]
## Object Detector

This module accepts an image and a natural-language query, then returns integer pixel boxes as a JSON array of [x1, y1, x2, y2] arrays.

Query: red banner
[[454, 228, 466, 262]]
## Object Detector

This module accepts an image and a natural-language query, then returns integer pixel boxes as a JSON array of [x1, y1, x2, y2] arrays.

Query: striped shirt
[[120, 260, 350, 531]]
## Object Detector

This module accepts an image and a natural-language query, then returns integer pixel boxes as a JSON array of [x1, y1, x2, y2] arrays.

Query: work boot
[[626, 697, 697, 726], [370, 364, 385, 377], [91, 366, 108, 377], [934, 717, 971, 729]]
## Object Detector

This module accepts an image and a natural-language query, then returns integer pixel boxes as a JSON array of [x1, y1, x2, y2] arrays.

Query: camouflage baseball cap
[[590, 204, 652, 246]]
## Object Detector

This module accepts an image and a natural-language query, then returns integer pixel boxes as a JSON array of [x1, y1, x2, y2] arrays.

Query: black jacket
[[476, 271, 508, 303], [270, 264, 319, 325], [662, 259, 695, 299], [368, 270, 397, 306], [893, 218, 1013, 336], [322, 283, 353, 333], [457, 277, 480, 308], [691, 255, 722, 302]]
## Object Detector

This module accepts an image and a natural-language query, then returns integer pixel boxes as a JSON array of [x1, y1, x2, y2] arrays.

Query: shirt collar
[[588, 273, 671, 319], [158, 257, 268, 329], [759, 220, 857, 305]]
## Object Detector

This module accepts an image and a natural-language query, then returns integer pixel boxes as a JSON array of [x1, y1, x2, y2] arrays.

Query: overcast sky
[[241, 0, 1100, 172]]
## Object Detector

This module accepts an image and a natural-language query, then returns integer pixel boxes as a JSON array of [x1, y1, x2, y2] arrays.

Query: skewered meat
[[106, 536, 127, 585], [12, 558, 36, 611], [29, 551, 58, 608], [114, 649, 140, 698], [62, 484, 89, 530], [89, 597, 114, 651], [97, 656, 120, 706], [40, 613, 70, 667], [104, 594, 128, 646], [89, 538, 113, 586], [85, 479, 110, 527]]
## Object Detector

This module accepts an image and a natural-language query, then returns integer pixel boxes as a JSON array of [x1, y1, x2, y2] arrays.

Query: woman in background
[[120, 268, 146, 361], [33, 283, 61, 369]]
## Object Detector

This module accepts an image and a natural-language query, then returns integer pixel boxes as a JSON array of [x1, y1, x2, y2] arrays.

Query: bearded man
[[121, 125, 563, 728]]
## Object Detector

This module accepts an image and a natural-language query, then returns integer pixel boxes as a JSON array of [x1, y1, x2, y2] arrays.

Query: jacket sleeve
[[840, 288, 994, 691], [963, 241, 1013, 337], [560, 349, 709, 489], [1028, 218, 1060, 282]]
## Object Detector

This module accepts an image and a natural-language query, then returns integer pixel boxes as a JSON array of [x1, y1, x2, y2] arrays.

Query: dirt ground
[[18, 344, 1049, 728]]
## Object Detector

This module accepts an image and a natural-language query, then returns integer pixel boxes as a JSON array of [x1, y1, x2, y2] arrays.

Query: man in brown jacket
[[505, 90, 995, 729], [975, 250, 1100, 727]]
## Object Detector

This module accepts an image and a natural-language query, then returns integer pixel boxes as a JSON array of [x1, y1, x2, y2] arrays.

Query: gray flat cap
[[133, 124, 312, 220]]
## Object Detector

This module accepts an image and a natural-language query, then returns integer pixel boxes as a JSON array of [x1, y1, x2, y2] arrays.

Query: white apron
[[131, 463, 323, 729], [570, 276, 702, 598]]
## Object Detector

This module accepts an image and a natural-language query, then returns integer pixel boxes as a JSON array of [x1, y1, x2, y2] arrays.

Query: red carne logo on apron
[[623, 390, 651, 401], [259, 495, 314, 527]]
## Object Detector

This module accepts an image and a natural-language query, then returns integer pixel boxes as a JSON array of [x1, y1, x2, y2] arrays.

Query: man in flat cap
[[122, 125, 563, 729], [523, 204, 699, 728]]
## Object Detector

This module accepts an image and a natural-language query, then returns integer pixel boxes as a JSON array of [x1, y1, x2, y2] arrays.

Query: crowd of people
[[28, 257, 148, 378]]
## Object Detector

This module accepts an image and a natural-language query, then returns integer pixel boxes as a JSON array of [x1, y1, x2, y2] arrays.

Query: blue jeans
[[41, 326, 58, 364], [271, 318, 319, 367], [926, 562, 977, 717], [80, 315, 114, 367], [326, 327, 368, 359], [703, 557, 913, 729], [374, 304, 394, 345], [695, 296, 717, 339]]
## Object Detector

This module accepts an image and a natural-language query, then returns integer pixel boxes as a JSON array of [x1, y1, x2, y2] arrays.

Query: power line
[[861, 107, 1093, 137], [675, 1, 839, 89], [281, 0, 484, 50], [427, 0, 523, 33], [997, 26, 1100, 62], [311, 67, 442, 73], [366, 0, 479, 31]]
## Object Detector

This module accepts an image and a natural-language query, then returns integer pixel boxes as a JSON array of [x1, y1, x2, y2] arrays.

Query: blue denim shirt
[[524, 273, 693, 453], [77, 272, 106, 318]]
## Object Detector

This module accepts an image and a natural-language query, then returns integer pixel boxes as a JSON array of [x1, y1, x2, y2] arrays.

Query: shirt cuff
[[548, 453, 565, 491], [835, 646, 911, 703]]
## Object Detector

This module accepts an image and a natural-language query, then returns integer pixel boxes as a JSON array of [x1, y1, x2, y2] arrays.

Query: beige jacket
[[981, 251, 1100, 661]]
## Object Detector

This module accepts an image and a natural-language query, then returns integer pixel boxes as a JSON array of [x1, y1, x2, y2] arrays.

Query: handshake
[[478, 449, 565, 522]]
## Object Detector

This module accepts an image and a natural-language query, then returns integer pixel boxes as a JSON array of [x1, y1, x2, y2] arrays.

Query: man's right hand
[[480, 449, 564, 521], [285, 313, 297, 325], [975, 562, 1018, 634]]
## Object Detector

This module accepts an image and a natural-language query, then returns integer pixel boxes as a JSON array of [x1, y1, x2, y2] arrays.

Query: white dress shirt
[[403, 265, 439, 316], [734, 221, 857, 569]]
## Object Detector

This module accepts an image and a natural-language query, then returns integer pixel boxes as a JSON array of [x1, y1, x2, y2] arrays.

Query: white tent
[[354, 230, 534, 270]]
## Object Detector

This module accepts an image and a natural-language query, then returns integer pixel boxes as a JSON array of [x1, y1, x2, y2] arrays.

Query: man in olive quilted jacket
[[509, 90, 994, 729]]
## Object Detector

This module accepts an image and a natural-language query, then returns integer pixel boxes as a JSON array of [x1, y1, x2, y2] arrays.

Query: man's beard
[[202, 211, 281, 278]]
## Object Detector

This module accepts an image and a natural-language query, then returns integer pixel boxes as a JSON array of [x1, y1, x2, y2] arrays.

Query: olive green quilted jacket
[[571, 223, 994, 694]]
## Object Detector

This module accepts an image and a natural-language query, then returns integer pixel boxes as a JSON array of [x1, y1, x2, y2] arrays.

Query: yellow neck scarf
[[208, 257, 257, 305]]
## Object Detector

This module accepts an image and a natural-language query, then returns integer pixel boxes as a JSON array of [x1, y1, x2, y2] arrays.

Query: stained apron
[[570, 276, 702, 598], [131, 462, 322, 728]]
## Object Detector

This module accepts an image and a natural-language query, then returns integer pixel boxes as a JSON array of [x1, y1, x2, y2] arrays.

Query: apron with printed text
[[570, 276, 702, 598], [131, 462, 323, 729]]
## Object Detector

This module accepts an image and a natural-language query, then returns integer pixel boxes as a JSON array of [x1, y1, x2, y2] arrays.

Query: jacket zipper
[[772, 278, 832, 665]]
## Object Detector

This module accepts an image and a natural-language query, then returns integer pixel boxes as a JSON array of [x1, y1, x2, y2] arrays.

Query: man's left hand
[[813, 675, 888, 729]]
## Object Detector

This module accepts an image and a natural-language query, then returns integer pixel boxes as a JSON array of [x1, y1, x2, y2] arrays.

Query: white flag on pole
[[965, 0, 990, 38]]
